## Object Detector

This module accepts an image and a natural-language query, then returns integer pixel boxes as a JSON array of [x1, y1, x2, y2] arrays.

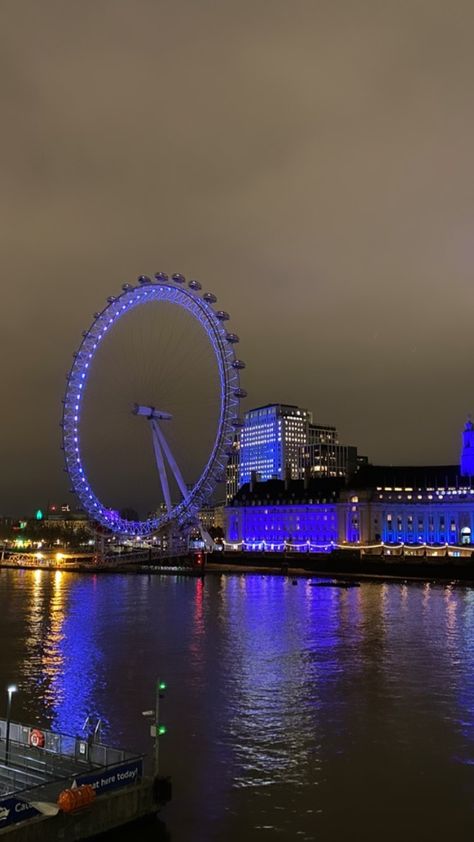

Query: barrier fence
[[0, 718, 143, 800]]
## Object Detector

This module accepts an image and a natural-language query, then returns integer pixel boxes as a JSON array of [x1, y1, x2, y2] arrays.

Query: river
[[1, 569, 474, 840]]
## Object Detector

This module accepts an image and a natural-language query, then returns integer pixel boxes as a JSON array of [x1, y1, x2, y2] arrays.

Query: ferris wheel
[[61, 272, 246, 538]]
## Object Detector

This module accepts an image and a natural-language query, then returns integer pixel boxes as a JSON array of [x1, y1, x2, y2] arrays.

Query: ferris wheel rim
[[62, 276, 244, 537]]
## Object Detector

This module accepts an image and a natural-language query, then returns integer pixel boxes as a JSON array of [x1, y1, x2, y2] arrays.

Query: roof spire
[[461, 415, 474, 476]]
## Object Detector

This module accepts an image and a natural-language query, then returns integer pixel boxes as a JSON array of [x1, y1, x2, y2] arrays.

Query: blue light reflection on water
[[3, 571, 474, 838], [46, 573, 107, 737]]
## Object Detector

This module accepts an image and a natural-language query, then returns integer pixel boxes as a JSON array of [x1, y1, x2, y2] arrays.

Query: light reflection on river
[[2, 570, 474, 840]]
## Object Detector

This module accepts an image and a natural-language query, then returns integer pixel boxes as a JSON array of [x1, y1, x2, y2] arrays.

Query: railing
[[0, 719, 131, 771], [0, 719, 144, 802], [1, 547, 194, 565]]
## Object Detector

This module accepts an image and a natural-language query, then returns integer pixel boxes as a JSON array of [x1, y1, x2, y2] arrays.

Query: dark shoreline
[[208, 550, 474, 584], [2, 549, 474, 585]]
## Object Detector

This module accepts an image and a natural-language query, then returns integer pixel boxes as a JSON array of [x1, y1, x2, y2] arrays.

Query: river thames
[[1, 569, 474, 840]]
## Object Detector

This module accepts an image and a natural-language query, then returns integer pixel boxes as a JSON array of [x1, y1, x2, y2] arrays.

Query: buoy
[[29, 728, 45, 748], [58, 785, 95, 813]]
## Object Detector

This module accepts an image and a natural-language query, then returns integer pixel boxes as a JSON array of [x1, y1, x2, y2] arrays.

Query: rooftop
[[349, 464, 468, 490], [232, 477, 345, 505]]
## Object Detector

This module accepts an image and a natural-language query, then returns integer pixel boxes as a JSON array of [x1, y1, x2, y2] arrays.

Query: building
[[343, 463, 474, 546], [226, 435, 240, 504], [43, 503, 91, 533], [198, 503, 225, 534], [225, 418, 474, 553], [239, 404, 312, 485], [226, 477, 343, 551], [301, 422, 358, 478], [237, 403, 358, 490], [299, 442, 358, 479]]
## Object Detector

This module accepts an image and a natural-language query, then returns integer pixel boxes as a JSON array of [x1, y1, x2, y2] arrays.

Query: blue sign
[[77, 758, 143, 794], [0, 797, 40, 828]]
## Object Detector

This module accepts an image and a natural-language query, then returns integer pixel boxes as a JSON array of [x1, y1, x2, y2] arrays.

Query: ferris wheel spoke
[[153, 421, 189, 500], [150, 419, 172, 513]]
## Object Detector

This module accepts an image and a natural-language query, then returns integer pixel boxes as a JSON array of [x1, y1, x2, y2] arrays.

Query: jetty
[[0, 715, 170, 839]]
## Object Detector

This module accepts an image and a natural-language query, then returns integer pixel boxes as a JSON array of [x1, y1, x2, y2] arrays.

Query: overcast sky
[[1, 1, 474, 514]]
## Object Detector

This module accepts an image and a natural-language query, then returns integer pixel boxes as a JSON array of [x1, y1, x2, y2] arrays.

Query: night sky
[[2, 1, 474, 515]]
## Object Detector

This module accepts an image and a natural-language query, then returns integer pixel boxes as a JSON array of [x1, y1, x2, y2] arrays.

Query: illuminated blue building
[[226, 477, 343, 551], [239, 404, 311, 486], [346, 463, 474, 547], [226, 420, 474, 552], [238, 403, 357, 489]]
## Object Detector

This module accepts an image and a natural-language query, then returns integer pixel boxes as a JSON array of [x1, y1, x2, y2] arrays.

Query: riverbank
[[2, 551, 474, 583], [208, 550, 474, 584]]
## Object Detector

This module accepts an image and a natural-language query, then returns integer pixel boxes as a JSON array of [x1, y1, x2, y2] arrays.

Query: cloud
[[1, 0, 473, 512]]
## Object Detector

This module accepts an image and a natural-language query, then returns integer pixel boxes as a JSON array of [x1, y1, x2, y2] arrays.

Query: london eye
[[62, 273, 246, 538]]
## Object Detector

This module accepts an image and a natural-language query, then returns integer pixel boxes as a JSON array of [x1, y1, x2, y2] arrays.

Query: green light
[[158, 681, 167, 691], [36, 509, 43, 521], [158, 724, 167, 736]]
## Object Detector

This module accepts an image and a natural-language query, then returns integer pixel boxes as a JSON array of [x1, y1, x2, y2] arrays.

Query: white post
[[154, 424, 188, 499], [151, 421, 172, 512]]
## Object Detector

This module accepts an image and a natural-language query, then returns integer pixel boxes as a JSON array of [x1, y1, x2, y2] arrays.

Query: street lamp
[[5, 685, 17, 766]]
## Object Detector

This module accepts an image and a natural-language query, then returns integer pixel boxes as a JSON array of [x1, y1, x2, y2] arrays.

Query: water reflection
[[48, 575, 107, 737], [2, 571, 474, 839]]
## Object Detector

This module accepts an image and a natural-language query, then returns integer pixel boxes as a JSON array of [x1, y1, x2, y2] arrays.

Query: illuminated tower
[[239, 404, 311, 485], [461, 416, 474, 477]]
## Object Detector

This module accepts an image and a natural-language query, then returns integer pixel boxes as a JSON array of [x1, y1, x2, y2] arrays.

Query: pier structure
[[0, 717, 170, 839]]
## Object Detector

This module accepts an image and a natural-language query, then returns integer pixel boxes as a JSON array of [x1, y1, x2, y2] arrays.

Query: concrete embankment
[[207, 551, 474, 584]]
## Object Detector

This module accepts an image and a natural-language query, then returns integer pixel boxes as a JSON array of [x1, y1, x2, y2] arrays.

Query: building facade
[[237, 403, 358, 490], [298, 442, 358, 479], [238, 404, 312, 485], [226, 435, 240, 504], [343, 464, 474, 546], [198, 503, 225, 533], [225, 420, 474, 552], [226, 478, 342, 551]]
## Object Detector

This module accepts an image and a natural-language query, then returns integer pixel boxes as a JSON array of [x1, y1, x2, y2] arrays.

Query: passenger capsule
[[234, 388, 247, 398], [188, 279, 202, 291], [154, 272, 169, 282], [172, 273, 186, 283], [225, 332, 239, 343], [216, 310, 230, 321], [232, 359, 246, 370], [138, 275, 151, 284], [82, 330, 89, 337], [93, 312, 101, 319], [122, 283, 133, 291], [203, 292, 217, 304], [107, 296, 117, 303]]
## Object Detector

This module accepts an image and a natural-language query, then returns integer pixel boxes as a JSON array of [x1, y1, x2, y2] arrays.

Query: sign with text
[[0, 797, 40, 828], [76, 758, 143, 795]]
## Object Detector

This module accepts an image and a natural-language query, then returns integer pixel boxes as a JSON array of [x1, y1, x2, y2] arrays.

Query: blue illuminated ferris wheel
[[62, 273, 246, 537]]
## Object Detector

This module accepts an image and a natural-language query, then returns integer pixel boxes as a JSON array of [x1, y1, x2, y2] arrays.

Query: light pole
[[142, 678, 167, 777], [5, 684, 17, 766]]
